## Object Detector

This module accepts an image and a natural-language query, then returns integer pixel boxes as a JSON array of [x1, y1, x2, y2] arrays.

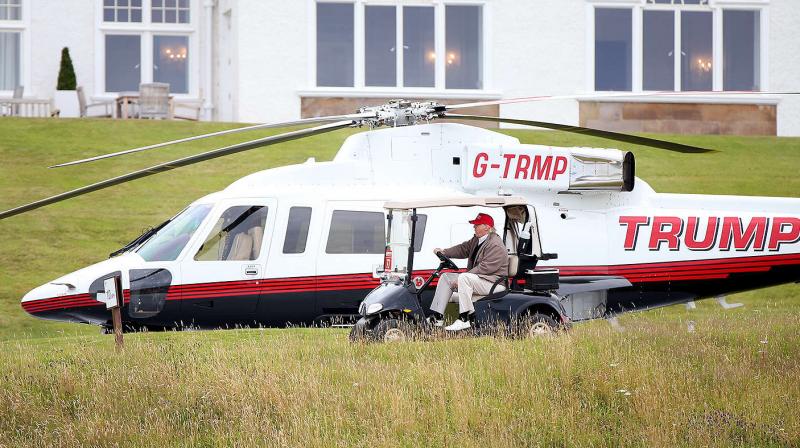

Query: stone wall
[[579, 102, 777, 136]]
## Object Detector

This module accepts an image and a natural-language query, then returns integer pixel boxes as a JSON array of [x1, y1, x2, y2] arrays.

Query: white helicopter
[[3, 97, 799, 332]]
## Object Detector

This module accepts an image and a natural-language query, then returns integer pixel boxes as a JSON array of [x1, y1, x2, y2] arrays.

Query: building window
[[326, 211, 385, 254], [445, 5, 482, 90], [315, 1, 485, 90], [681, 11, 712, 91], [105, 34, 141, 92], [152, 0, 190, 24], [647, 0, 707, 4], [403, 6, 435, 88], [643, 10, 674, 91], [365, 5, 396, 87], [593, 2, 763, 92], [316, 2, 354, 87], [103, 0, 143, 23], [595, 9, 632, 91], [100, 0, 194, 95], [0, 0, 21, 20], [0, 32, 20, 90], [153, 35, 188, 93], [724, 10, 760, 91]]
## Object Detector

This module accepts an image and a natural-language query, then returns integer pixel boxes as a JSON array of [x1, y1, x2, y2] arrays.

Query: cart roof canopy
[[384, 196, 528, 210]]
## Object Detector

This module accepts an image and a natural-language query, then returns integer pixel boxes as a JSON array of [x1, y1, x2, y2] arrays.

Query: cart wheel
[[373, 318, 409, 343], [349, 318, 369, 343], [518, 312, 558, 338]]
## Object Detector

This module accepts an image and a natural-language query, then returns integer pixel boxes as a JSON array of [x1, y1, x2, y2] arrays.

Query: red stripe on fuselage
[[21, 254, 800, 313]]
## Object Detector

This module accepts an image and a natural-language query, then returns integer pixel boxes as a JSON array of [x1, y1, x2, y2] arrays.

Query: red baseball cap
[[469, 213, 494, 227]]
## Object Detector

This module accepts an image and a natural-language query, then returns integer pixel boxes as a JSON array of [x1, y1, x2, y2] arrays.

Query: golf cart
[[350, 196, 570, 343]]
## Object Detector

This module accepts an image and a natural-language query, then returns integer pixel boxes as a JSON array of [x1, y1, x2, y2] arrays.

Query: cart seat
[[471, 254, 518, 301]]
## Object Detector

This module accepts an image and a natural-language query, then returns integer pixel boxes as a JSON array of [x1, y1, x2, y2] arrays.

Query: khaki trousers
[[430, 272, 503, 315]]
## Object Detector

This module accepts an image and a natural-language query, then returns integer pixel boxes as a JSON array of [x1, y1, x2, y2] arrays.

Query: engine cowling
[[462, 144, 635, 193]]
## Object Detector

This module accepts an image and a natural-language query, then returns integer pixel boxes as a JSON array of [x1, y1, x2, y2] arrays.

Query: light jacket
[[441, 232, 509, 282]]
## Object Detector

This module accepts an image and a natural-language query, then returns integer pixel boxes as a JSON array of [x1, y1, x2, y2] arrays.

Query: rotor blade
[[49, 113, 374, 168], [0, 120, 353, 221], [444, 91, 800, 112], [444, 114, 714, 153], [444, 92, 661, 110]]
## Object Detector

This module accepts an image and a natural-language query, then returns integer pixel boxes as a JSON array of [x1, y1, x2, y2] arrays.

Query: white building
[[2, 0, 799, 135]]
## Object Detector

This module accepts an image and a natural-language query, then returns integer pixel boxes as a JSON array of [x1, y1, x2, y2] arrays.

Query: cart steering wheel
[[435, 251, 459, 271]]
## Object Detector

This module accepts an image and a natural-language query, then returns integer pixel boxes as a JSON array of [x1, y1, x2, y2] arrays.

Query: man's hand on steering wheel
[[434, 250, 459, 271]]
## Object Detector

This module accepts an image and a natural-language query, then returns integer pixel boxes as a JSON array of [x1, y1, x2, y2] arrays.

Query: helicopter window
[[195, 206, 268, 261], [326, 210, 385, 254], [316, 2, 354, 87], [137, 204, 212, 262], [283, 207, 312, 254]]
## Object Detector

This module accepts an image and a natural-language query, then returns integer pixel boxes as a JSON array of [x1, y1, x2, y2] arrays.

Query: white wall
[[29, 0, 95, 98], [235, 0, 307, 124], [494, 0, 585, 128], [769, 0, 800, 136]]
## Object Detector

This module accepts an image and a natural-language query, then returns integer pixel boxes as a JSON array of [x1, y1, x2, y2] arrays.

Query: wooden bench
[[0, 98, 59, 118]]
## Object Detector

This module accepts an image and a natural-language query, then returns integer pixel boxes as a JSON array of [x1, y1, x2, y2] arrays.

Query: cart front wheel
[[349, 318, 369, 343], [373, 318, 409, 343]]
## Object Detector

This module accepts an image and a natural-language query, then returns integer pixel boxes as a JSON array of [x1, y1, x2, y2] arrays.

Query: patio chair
[[173, 99, 203, 121], [137, 82, 170, 119], [77, 86, 113, 118]]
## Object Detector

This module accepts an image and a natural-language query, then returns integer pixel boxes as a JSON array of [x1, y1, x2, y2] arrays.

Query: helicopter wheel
[[373, 318, 410, 343]]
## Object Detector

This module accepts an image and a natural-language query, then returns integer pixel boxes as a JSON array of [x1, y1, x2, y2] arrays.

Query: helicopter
[[3, 96, 799, 332]]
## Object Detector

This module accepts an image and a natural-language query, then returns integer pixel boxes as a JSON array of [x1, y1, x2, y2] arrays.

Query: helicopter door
[[316, 203, 386, 320], [179, 199, 276, 326], [257, 204, 321, 326]]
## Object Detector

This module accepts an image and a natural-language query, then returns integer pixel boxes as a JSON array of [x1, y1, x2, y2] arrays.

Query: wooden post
[[102, 275, 125, 351], [112, 275, 124, 351]]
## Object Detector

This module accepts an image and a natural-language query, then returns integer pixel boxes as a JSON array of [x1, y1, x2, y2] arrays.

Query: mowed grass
[[0, 117, 799, 446]]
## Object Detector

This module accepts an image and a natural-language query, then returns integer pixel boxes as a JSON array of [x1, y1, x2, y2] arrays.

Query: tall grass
[[1, 292, 798, 447]]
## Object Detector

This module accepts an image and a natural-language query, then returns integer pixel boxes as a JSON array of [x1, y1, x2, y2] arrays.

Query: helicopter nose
[[20, 282, 95, 318]]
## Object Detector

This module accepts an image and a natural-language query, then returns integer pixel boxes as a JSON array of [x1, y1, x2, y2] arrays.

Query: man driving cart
[[430, 213, 509, 331]]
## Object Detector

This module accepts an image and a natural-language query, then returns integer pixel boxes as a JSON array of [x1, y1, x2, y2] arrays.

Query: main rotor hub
[[356, 100, 446, 128]]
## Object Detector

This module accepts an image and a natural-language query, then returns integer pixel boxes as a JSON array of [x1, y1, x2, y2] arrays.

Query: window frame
[[95, 0, 199, 98], [282, 206, 314, 255], [325, 209, 387, 255], [193, 204, 270, 262], [586, 0, 769, 94], [0, 0, 29, 96], [304, 0, 499, 100]]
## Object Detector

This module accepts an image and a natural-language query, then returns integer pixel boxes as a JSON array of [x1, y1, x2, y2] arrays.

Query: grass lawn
[[0, 117, 798, 446]]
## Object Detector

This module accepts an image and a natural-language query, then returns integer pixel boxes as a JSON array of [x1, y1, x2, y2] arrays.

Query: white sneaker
[[427, 316, 444, 327], [445, 318, 471, 331]]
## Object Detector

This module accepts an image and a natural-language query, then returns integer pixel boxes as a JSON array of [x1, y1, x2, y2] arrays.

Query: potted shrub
[[54, 47, 79, 117]]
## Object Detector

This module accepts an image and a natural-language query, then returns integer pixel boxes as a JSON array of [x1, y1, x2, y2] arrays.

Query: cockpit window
[[137, 204, 213, 262], [195, 205, 268, 261]]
